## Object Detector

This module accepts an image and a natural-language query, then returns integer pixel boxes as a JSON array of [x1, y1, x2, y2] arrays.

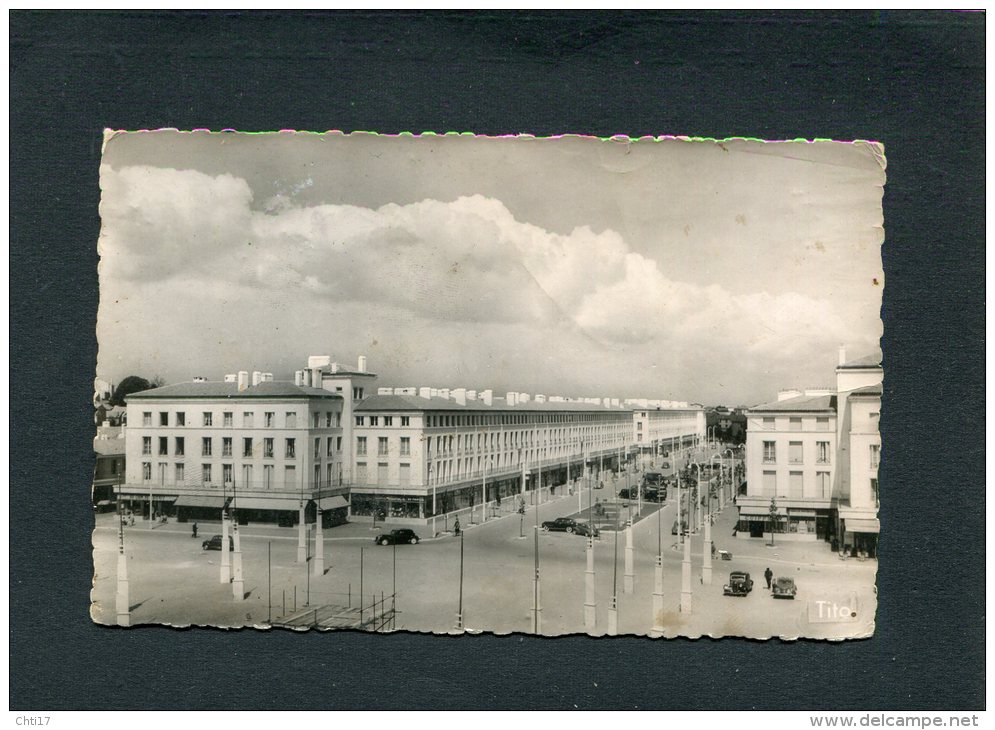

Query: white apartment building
[[630, 404, 707, 453], [119, 373, 348, 526], [350, 390, 705, 523], [113, 353, 706, 526], [738, 348, 881, 555]]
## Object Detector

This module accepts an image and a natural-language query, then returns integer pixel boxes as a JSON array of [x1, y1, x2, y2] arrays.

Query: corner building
[[738, 349, 881, 556], [119, 376, 349, 526]]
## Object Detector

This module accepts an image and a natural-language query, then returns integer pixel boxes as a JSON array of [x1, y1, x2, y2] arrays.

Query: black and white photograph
[[90, 130, 885, 639]]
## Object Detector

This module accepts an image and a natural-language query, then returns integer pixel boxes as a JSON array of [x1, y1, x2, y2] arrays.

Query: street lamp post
[[682, 464, 701, 613], [231, 480, 244, 601], [115, 493, 130, 627], [456, 529, 465, 631], [220, 482, 231, 584], [608, 509, 620, 635], [314, 492, 325, 577], [584, 442, 596, 631], [531, 492, 542, 634], [297, 482, 307, 564], [650, 502, 665, 637], [623, 493, 635, 594]]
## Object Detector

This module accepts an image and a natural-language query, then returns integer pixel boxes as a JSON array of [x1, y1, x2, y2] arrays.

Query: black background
[[10, 10, 985, 710]]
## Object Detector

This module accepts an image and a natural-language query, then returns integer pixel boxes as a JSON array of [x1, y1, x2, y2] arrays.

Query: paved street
[[91, 488, 876, 638]]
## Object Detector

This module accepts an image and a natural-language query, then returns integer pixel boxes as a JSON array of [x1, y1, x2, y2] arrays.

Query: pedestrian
[[454, 517, 461, 536], [191, 522, 198, 538], [764, 566, 773, 590]]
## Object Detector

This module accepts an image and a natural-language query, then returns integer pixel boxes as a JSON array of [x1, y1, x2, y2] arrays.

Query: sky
[[96, 131, 885, 406]]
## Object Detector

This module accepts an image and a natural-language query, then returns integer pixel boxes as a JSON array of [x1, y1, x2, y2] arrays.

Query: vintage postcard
[[90, 130, 884, 638]]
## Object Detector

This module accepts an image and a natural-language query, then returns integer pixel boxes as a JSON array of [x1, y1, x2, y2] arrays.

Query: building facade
[[112, 353, 706, 527], [738, 348, 882, 555], [349, 390, 705, 523], [118, 376, 349, 526]]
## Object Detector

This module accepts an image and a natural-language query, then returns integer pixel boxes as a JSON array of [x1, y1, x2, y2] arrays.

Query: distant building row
[[109, 354, 706, 525]]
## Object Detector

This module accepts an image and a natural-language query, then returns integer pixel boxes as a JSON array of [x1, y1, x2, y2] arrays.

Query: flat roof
[[355, 393, 637, 414], [747, 393, 837, 414], [838, 354, 882, 370], [125, 381, 341, 401]]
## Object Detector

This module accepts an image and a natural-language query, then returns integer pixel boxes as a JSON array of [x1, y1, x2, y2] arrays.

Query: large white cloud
[[98, 164, 876, 403]]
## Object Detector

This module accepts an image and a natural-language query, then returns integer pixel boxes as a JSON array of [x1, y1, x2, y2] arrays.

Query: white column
[[607, 595, 618, 636], [650, 554, 664, 638], [623, 519, 635, 594], [531, 575, 543, 634], [584, 536, 596, 630], [116, 550, 130, 627], [702, 515, 713, 585], [231, 520, 244, 601], [314, 510, 325, 576], [297, 503, 307, 563], [220, 513, 230, 584], [680, 527, 693, 613]]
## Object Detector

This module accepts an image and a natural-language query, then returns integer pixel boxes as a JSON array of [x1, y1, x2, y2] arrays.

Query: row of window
[[759, 416, 833, 431], [142, 410, 341, 429], [761, 441, 832, 465], [761, 470, 832, 498], [140, 461, 341, 488], [356, 436, 411, 457], [354, 415, 410, 427], [355, 461, 412, 486], [142, 435, 344, 458], [417, 412, 631, 429]]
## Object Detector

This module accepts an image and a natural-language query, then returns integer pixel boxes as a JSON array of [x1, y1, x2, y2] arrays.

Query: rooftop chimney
[[311, 366, 322, 388], [506, 391, 517, 406], [519, 393, 530, 404], [419, 387, 432, 400], [252, 371, 262, 386], [193, 376, 206, 383], [358, 355, 367, 373], [294, 370, 304, 386], [481, 389, 493, 406], [838, 345, 847, 366], [237, 371, 249, 392], [224, 373, 237, 383], [535, 394, 546, 403], [466, 390, 477, 401], [262, 372, 273, 382], [439, 388, 450, 400], [308, 355, 331, 369], [453, 388, 467, 406]]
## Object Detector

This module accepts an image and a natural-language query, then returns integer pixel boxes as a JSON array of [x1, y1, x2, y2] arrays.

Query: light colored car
[[772, 576, 797, 599]]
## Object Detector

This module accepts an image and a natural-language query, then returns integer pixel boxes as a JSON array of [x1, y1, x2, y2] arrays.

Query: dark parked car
[[541, 517, 585, 534], [671, 519, 688, 535], [772, 576, 797, 599], [644, 471, 665, 487], [573, 521, 600, 538], [723, 571, 754, 597], [202, 535, 234, 551], [376, 529, 420, 546]]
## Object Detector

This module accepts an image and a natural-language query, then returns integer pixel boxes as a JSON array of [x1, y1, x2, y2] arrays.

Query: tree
[[110, 375, 155, 406], [768, 497, 780, 547]]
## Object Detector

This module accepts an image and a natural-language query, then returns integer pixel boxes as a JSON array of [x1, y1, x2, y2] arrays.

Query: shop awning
[[230, 497, 308, 512], [737, 506, 774, 517], [319, 496, 349, 510], [174, 495, 227, 509], [120, 491, 177, 503], [846, 518, 880, 534], [789, 509, 817, 518]]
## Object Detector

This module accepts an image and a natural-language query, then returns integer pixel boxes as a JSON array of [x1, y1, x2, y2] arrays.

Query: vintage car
[[771, 576, 797, 599], [375, 528, 420, 546], [202, 535, 234, 551], [723, 571, 754, 597], [572, 521, 601, 538], [542, 517, 583, 534], [671, 519, 689, 535]]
